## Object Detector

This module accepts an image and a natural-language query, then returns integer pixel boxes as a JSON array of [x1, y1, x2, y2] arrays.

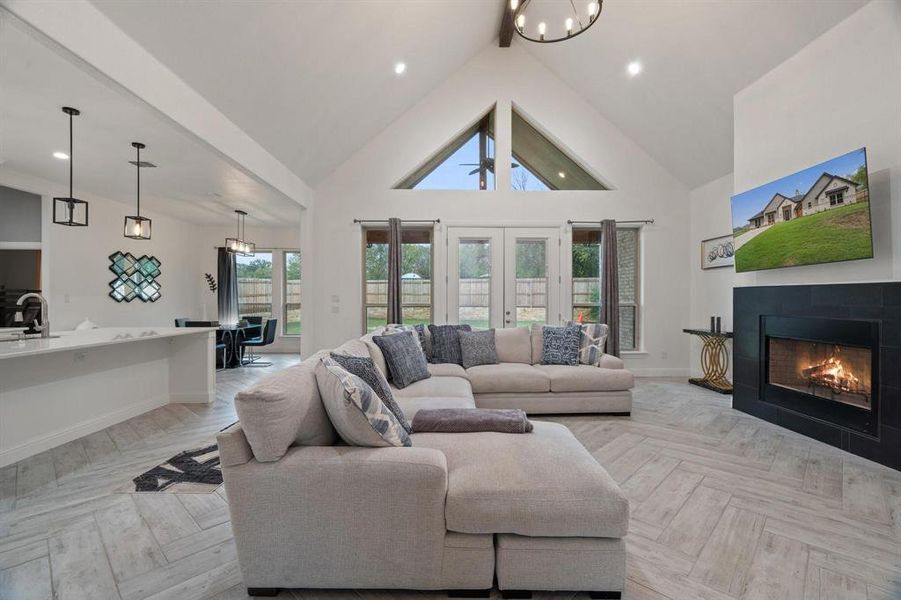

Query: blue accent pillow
[[373, 331, 431, 389], [330, 352, 412, 433], [542, 325, 582, 365], [428, 324, 472, 365]]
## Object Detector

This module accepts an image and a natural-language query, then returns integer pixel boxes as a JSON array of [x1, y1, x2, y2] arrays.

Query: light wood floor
[[1, 361, 899, 600]]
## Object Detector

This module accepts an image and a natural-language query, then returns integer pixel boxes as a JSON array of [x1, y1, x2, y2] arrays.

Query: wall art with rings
[[700, 234, 735, 270]]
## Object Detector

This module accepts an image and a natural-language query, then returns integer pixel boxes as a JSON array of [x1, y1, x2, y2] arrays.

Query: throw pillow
[[459, 329, 498, 369], [385, 323, 428, 358], [329, 352, 412, 433], [372, 330, 431, 388], [542, 325, 582, 366], [414, 323, 430, 359], [566, 321, 609, 367], [314, 357, 412, 447], [428, 324, 472, 365]]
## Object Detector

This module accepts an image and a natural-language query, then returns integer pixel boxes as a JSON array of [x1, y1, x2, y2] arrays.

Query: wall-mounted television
[[730, 147, 873, 273]]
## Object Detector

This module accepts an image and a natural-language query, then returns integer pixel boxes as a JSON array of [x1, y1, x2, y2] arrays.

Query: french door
[[446, 227, 560, 328]]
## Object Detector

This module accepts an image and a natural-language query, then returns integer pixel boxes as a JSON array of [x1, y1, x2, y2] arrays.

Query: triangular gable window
[[511, 108, 606, 191], [395, 108, 495, 190]]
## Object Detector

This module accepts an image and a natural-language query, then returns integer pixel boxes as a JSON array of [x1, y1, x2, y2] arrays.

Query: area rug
[[131, 444, 222, 493]]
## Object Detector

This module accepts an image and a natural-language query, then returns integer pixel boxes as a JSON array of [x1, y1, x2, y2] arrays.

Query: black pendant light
[[52, 107, 89, 226], [124, 142, 152, 240], [225, 209, 255, 256]]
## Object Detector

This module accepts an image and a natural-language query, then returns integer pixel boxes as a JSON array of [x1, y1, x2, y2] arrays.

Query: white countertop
[[0, 327, 217, 360]]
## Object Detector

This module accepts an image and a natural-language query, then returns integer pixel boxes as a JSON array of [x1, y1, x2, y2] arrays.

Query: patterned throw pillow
[[314, 357, 412, 447], [428, 324, 472, 365], [541, 325, 582, 366], [459, 329, 498, 369], [329, 352, 412, 433], [566, 321, 609, 367], [373, 331, 431, 388], [385, 323, 428, 358]]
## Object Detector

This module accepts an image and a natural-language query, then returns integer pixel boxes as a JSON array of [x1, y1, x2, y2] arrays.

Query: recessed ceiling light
[[394, 62, 406, 75], [627, 61, 643, 77], [558, 171, 566, 178], [53, 151, 69, 160]]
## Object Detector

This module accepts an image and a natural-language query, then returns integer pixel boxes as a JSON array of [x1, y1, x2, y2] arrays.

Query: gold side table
[[683, 328, 733, 394]]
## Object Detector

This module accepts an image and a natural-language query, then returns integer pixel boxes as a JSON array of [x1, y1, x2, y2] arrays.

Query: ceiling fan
[[459, 158, 520, 176]]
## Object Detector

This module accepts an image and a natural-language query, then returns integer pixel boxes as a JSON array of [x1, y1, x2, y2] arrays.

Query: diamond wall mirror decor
[[108, 251, 161, 302]]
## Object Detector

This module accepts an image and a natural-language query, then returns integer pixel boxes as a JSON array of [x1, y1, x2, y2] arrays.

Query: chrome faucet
[[16, 292, 49, 338]]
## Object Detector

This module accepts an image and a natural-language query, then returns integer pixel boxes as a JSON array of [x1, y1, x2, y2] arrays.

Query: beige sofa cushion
[[396, 396, 477, 421], [427, 362, 467, 378], [530, 324, 544, 364], [333, 338, 370, 358], [360, 333, 388, 377], [534, 365, 634, 392], [466, 363, 550, 394], [234, 353, 337, 461], [413, 421, 629, 537], [392, 375, 473, 399], [494, 327, 532, 364], [598, 353, 625, 369]]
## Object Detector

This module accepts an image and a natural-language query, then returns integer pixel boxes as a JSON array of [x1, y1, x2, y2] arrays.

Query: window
[[395, 108, 495, 191], [364, 228, 433, 332], [237, 252, 273, 320], [571, 227, 641, 351], [284, 251, 301, 335], [829, 191, 844, 206], [511, 108, 606, 191]]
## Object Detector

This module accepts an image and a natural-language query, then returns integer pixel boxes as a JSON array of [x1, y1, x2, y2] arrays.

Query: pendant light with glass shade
[[226, 209, 255, 256], [124, 142, 152, 240], [52, 107, 89, 226]]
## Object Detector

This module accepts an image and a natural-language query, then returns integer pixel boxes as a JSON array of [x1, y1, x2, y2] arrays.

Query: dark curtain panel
[[386, 217, 403, 324], [601, 219, 620, 357], [217, 247, 239, 326]]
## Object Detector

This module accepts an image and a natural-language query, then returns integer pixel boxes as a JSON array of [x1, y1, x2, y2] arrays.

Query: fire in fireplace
[[768, 338, 872, 411]]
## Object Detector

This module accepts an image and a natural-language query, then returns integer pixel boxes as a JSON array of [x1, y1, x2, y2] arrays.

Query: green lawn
[[735, 202, 873, 272], [285, 322, 301, 335]]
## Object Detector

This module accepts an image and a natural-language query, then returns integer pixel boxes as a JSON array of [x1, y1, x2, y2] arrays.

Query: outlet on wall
[[661, 351, 668, 360]]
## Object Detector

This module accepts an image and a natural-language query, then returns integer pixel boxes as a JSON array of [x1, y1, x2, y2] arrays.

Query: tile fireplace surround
[[734, 283, 901, 471]]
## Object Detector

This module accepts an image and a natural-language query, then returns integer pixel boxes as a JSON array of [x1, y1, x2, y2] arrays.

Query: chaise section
[[495, 535, 625, 595], [395, 396, 476, 421], [466, 363, 551, 394], [413, 421, 629, 538], [427, 362, 468, 378], [392, 375, 473, 399], [534, 365, 634, 393]]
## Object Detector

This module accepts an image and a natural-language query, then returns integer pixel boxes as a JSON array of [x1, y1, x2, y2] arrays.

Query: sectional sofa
[[218, 326, 634, 598]]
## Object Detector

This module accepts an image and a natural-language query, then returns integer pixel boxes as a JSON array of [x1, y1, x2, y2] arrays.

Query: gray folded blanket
[[412, 408, 533, 434]]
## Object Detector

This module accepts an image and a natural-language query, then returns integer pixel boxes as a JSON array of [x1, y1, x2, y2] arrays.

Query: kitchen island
[[0, 327, 216, 467]]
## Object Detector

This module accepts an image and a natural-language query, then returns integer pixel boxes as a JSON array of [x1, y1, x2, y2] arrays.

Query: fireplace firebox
[[761, 315, 879, 437]]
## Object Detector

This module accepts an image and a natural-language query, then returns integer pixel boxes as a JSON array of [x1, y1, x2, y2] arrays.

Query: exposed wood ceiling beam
[[499, 0, 514, 47]]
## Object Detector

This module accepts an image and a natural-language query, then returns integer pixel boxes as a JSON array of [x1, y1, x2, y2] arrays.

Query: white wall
[[0, 167, 204, 330], [688, 173, 735, 377], [310, 45, 693, 375], [733, 0, 901, 286]]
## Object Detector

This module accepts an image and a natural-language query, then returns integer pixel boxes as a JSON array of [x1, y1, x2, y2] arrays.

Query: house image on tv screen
[[747, 172, 867, 229]]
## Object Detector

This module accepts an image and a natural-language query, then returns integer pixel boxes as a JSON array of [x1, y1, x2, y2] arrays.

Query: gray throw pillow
[[314, 357, 412, 447], [428, 324, 472, 365], [372, 331, 431, 389], [542, 325, 582, 366], [459, 329, 498, 369], [330, 352, 412, 433]]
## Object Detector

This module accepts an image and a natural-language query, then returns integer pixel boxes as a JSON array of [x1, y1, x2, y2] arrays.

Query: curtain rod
[[567, 219, 655, 225], [353, 219, 441, 225]]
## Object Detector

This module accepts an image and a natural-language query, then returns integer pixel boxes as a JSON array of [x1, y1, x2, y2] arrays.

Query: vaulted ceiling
[[88, 0, 866, 189]]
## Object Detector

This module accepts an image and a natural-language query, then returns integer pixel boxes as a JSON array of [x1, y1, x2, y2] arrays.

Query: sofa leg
[[501, 592, 532, 599], [447, 590, 491, 598], [589, 592, 622, 599], [247, 588, 279, 597]]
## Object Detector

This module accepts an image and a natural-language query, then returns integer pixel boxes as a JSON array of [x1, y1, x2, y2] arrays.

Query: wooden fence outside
[[364, 278, 601, 307], [238, 278, 301, 316]]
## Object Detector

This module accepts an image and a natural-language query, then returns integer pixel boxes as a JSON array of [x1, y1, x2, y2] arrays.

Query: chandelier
[[511, 0, 602, 44], [226, 209, 255, 256]]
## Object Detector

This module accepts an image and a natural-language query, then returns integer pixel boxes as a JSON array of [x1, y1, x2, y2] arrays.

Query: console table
[[683, 329, 733, 394]]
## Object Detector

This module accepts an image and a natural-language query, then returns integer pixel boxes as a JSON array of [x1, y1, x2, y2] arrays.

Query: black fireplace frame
[[760, 315, 879, 437], [734, 283, 901, 471]]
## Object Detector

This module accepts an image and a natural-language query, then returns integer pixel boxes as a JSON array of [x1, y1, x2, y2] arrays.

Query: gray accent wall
[[0, 185, 41, 243]]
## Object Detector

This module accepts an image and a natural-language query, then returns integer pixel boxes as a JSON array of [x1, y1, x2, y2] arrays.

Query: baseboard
[[170, 392, 215, 404], [0, 395, 168, 468], [630, 368, 692, 377]]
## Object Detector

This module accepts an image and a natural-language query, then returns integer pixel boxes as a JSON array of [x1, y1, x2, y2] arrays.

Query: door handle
[[505, 319, 512, 324]]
